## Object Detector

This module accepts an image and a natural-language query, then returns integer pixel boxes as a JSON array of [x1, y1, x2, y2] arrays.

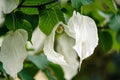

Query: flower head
[[44, 11, 98, 80]]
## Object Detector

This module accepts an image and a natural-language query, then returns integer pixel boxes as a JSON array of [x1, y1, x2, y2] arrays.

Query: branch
[[19, 0, 57, 8]]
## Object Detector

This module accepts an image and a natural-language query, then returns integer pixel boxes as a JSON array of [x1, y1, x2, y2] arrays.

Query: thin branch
[[97, 26, 109, 30], [19, 0, 57, 8]]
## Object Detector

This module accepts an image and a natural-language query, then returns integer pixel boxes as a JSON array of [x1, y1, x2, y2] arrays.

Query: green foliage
[[5, 11, 39, 41], [20, 8, 39, 15], [116, 30, 120, 44], [39, 8, 65, 35], [1, 0, 120, 80]]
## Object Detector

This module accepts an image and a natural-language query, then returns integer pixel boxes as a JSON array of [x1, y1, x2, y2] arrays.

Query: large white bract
[[44, 11, 98, 80], [0, 29, 28, 78]]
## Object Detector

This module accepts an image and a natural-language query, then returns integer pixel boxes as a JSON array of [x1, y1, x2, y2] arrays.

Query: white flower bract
[[0, 0, 19, 26], [0, 29, 28, 78]]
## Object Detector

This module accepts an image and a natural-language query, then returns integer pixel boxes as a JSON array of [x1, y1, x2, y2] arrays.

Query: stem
[[80, 6, 83, 14], [19, 0, 57, 8]]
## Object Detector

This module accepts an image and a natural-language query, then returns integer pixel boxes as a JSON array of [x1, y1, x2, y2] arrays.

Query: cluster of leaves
[[0, 0, 120, 80]]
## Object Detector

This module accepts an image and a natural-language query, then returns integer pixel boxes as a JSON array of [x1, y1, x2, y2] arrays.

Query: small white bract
[[27, 27, 47, 55], [0, 0, 19, 26], [0, 29, 28, 78], [44, 11, 98, 80]]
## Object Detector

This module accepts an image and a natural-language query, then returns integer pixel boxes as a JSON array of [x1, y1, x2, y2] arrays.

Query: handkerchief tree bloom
[[0, 29, 28, 78], [44, 11, 98, 80]]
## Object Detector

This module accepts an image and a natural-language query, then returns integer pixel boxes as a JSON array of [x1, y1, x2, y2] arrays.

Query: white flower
[[44, 11, 98, 80], [0, 0, 19, 26], [27, 27, 46, 55], [0, 29, 28, 78]]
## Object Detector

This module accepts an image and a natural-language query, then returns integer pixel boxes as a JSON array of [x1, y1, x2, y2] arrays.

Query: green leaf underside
[[39, 8, 65, 35], [81, 0, 94, 5], [71, 0, 82, 9], [109, 14, 120, 31], [28, 54, 49, 70], [71, 0, 93, 9], [18, 68, 34, 80]]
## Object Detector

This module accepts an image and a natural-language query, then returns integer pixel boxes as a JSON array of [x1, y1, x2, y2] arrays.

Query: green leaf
[[109, 14, 120, 31], [99, 31, 113, 53], [94, 0, 117, 14], [71, 0, 93, 9], [5, 13, 16, 30], [0, 62, 7, 76], [28, 54, 49, 70], [81, 0, 94, 5], [43, 69, 56, 80], [14, 11, 39, 30], [49, 63, 64, 80], [39, 8, 65, 35], [0, 26, 9, 36], [20, 8, 39, 15], [71, 0, 82, 9], [18, 68, 34, 80], [102, 0, 117, 14], [22, 0, 54, 6], [109, 29, 120, 52], [23, 61, 39, 77]]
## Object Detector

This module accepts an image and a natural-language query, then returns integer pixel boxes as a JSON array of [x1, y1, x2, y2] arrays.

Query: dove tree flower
[[0, 0, 19, 26], [0, 29, 28, 78], [44, 11, 98, 80]]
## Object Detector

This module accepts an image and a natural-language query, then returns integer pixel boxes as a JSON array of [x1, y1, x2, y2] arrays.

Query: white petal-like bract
[[44, 22, 67, 65], [56, 33, 79, 80], [67, 11, 98, 66], [0, 0, 19, 26], [0, 29, 28, 78], [44, 22, 79, 80], [27, 27, 46, 54]]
